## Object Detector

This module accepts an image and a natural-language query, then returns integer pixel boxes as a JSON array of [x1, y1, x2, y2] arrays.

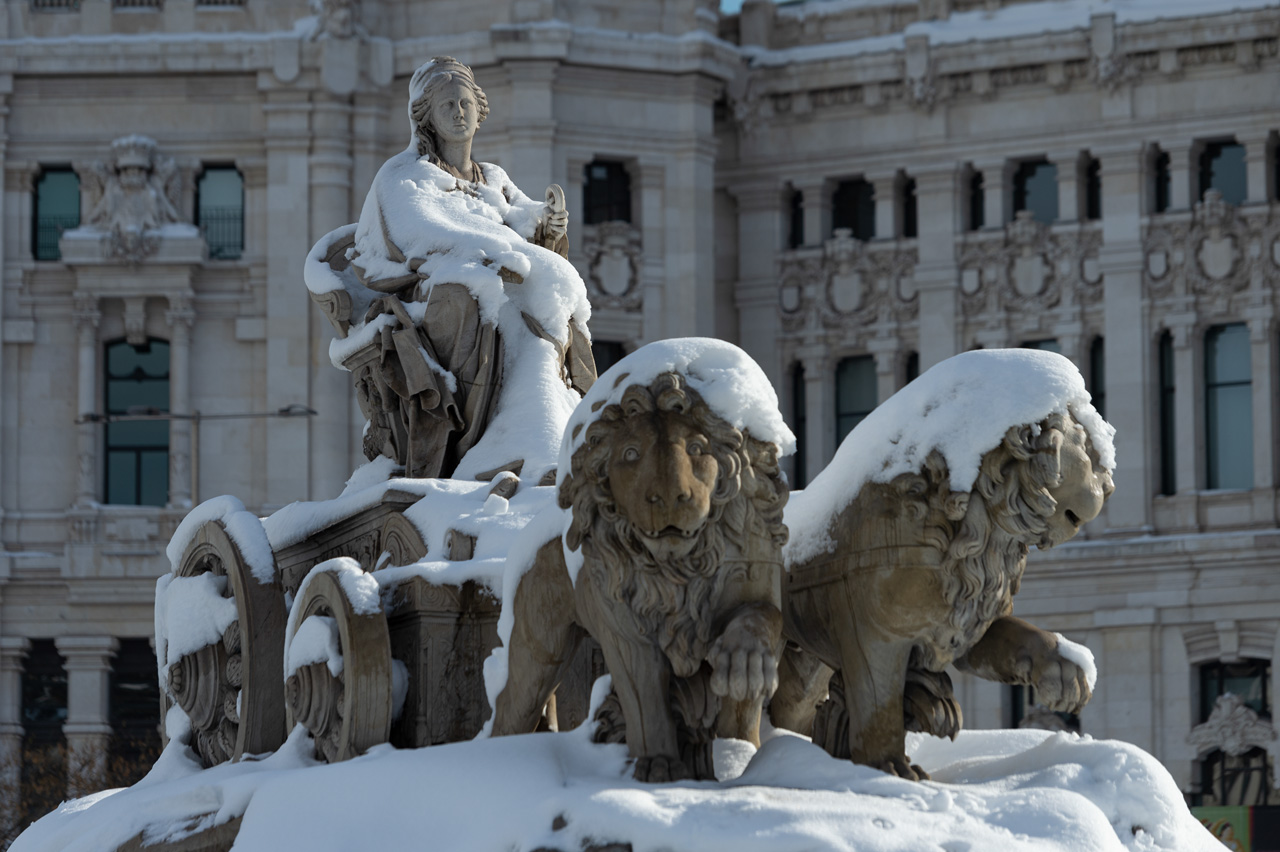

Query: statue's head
[[407, 57, 490, 162]]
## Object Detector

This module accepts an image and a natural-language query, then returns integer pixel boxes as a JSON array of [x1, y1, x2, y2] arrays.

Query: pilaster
[[165, 297, 195, 509], [976, 158, 1009, 229], [731, 182, 785, 390], [1050, 149, 1082, 223], [795, 177, 829, 248], [799, 348, 834, 483], [56, 636, 118, 797], [73, 295, 102, 508], [1247, 315, 1275, 492], [0, 638, 27, 824], [913, 165, 961, 369], [1241, 131, 1274, 207], [871, 175, 897, 241], [1165, 140, 1195, 212], [636, 159, 666, 344]]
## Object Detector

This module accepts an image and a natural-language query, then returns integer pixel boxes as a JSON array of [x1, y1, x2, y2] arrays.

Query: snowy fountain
[[15, 58, 1222, 852]]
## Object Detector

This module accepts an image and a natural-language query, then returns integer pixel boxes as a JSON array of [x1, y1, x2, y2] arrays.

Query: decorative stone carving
[[75, 136, 193, 263], [1188, 693, 1277, 757], [775, 230, 918, 332], [493, 370, 789, 783], [307, 0, 366, 40], [773, 410, 1113, 779], [581, 222, 643, 311], [958, 213, 1103, 316], [305, 57, 596, 481]]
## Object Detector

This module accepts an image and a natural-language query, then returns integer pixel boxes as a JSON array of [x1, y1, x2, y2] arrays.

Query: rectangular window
[[1021, 339, 1061, 354], [835, 355, 876, 446], [33, 167, 80, 261], [1205, 323, 1252, 490], [105, 340, 170, 506], [968, 171, 985, 231], [905, 351, 919, 385], [1199, 141, 1247, 205], [831, 179, 875, 241], [109, 638, 161, 781], [791, 362, 806, 489], [1089, 336, 1105, 420], [1159, 331, 1176, 495], [787, 188, 803, 250], [901, 177, 917, 239], [1085, 158, 1101, 221], [590, 340, 626, 376], [1153, 150, 1171, 213], [1013, 160, 1058, 225], [197, 166, 244, 260], [583, 160, 632, 225]]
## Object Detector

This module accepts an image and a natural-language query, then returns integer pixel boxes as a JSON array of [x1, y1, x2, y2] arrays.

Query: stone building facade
[[0, 0, 1275, 820]]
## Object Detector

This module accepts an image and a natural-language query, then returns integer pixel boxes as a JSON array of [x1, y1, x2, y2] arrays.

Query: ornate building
[[0, 0, 1275, 831]]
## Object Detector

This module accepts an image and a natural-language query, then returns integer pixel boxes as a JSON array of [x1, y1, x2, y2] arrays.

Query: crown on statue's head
[[110, 135, 159, 170]]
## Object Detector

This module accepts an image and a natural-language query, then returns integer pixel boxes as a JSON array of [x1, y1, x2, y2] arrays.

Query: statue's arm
[[954, 615, 1092, 713]]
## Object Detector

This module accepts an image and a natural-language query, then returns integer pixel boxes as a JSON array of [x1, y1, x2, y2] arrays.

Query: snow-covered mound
[[786, 348, 1114, 565], [15, 711, 1219, 852]]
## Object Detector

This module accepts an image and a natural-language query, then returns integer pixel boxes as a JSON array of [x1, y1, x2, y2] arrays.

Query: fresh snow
[[164, 494, 275, 585], [1055, 632, 1099, 692], [154, 572, 238, 666], [285, 615, 343, 679], [785, 348, 1114, 566]]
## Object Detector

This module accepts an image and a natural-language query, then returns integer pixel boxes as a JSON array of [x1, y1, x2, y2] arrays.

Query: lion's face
[[608, 408, 718, 560], [1040, 420, 1113, 548]]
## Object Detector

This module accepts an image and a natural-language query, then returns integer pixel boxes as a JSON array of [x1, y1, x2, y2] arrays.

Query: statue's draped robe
[[349, 154, 594, 479]]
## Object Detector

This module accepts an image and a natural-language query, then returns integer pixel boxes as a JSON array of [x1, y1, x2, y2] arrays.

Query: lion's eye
[[622, 447, 641, 462], [687, 441, 705, 456]]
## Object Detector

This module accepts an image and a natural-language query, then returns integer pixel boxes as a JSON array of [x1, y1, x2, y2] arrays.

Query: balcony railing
[[113, 0, 160, 7], [200, 207, 243, 260], [30, 0, 80, 10], [196, 0, 245, 5], [34, 215, 80, 261]]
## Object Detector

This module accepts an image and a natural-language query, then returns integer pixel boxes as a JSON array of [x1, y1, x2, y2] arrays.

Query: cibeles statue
[[306, 56, 595, 483], [72, 134, 196, 263]]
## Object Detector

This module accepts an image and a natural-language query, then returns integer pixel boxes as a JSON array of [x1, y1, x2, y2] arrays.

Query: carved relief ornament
[[580, 222, 643, 312], [776, 229, 918, 333], [1187, 693, 1277, 757]]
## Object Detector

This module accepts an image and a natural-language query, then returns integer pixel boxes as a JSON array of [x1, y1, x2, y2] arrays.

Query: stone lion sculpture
[[772, 408, 1113, 780], [492, 366, 790, 782]]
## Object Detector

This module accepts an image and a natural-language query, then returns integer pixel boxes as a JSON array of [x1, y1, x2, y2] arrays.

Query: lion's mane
[[561, 372, 788, 678]]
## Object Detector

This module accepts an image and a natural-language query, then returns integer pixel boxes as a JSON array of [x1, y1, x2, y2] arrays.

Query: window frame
[[835, 354, 877, 446], [196, 164, 245, 261], [1203, 323, 1253, 491], [582, 159, 633, 226], [32, 165, 81, 261], [1012, 158, 1059, 225], [103, 338, 171, 507], [1198, 140, 1247, 206], [831, 178, 875, 241]]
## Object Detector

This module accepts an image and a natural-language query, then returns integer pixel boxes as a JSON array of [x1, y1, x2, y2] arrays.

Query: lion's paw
[[707, 622, 779, 702], [632, 755, 692, 783], [1029, 649, 1092, 714], [874, 754, 930, 781]]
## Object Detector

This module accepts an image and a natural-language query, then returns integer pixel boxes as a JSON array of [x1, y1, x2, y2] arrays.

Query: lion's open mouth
[[643, 525, 701, 540]]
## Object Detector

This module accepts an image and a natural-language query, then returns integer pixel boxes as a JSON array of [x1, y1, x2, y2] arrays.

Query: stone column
[[0, 638, 28, 820], [869, 338, 899, 402], [1168, 317, 1201, 496], [73, 296, 101, 508], [165, 297, 195, 509], [872, 175, 897, 240], [57, 636, 117, 797], [1241, 131, 1273, 206], [1248, 316, 1275, 494], [796, 177, 829, 247], [1051, 149, 1082, 223], [799, 348, 835, 483], [976, 158, 1009, 229], [636, 159, 666, 344], [913, 165, 961, 370], [1165, 140, 1195, 211], [309, 92, 355, 501], [732, 183, 785, 390], [663, 76, 719, 338]]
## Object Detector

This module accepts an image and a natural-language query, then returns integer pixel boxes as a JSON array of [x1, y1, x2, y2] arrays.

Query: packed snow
[[153, 572, 237, 666], [164, 494, 275, 584], [785, 348, 1114, 566], [15, 704, 1220, 852], [284, 615, 343, 679], [1055, 633, 1099, 691]]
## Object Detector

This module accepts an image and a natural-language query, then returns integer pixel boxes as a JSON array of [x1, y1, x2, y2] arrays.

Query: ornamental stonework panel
[[580, 222, 643, 312], [775, 228, 918, 333]]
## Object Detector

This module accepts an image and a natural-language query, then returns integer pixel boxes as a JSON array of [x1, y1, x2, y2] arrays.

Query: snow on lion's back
[[785, 348, 1116, 566]]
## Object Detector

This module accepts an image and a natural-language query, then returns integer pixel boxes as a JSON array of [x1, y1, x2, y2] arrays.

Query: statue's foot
[[874, 754, 930, 781], [632, 755, 692, 783]]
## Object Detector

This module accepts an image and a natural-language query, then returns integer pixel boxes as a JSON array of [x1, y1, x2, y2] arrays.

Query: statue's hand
[[543, 184, 568, 245], [707, 609, 780, 702]]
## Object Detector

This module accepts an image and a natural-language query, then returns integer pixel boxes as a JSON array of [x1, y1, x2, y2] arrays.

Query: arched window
[[1199, 141, 1246, 205], [583, 160, 632, 225], [32, 166, 80, 261], [104, 339, 170, 506], [1204, 323, 1251, 490], [197, 165, 244, 259], [835, 355, 876, 446]]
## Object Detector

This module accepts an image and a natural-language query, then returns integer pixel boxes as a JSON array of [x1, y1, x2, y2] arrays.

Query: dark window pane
[[835, 355, 876, 445], [1200, 659, 1270, 723], [905, 351, 920, 384], [791, 362, 806, 489], [1154, 151, 1171, 213], [1085, 158, 1101, 221], [33, 167, 80, 261], [139, 451, 169, 507], [1013, 160, 1058, 225], [1205, 323, 1252, 490], [1021, 339, 1061, 354], [104, 340, 170, 505], [1200, 142, 1246, 205], [1088, 337, 1105, 420], [968, 171, 985, 230], [590, 340, 626, 375], [583, 160, 631, 225], [831, 179, 875, 240], [1159, 331, 1176, 495], [901, 178, 917, 238], [106, 450, 138, 505], [788, 189, 803, 249], [197, 166, 244, 260], [22, 640, 67, 745]]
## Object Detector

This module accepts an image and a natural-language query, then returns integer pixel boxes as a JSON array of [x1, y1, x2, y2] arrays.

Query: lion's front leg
[[708, 602, 782, 745], [955, 615, 1092, 714]]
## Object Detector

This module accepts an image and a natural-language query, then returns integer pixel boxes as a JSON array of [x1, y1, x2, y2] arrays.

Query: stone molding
[[1187, 693, 1277, 757]]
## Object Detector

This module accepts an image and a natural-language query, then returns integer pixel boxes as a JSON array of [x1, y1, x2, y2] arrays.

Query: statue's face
[[430, 79, 480, 146], [1041, 422, 1111, 548]]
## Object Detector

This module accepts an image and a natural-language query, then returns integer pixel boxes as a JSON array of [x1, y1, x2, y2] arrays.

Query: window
[[968, 170, 985, 231], [105, 339, 170, 506], [1084, 158, 1101, 221], [109, 639, 161, 777], [590, 340, 626, 376], [1205, 324, 1252, 490], [1159, 331, 1176, 495], [197, 166, 244, 260], [787, 188, 803, 249], [1021, 339, 1061, 354], [1199, 141, 1246, 206], [901, 177, 917, 239], [904, 351, 919, 385], [1195, 660, 1275, 807], [583, 160, 631, 225], [831, 179, 875, 240], [1088, 336, 1105, 420], [32, 166, 80, 261], [835, 355, 876, 446], [791, 362, 806, 489], [1153, 149, 1171, 214], [21, 640, 67, 746], [1013, 160, 1058, 225]]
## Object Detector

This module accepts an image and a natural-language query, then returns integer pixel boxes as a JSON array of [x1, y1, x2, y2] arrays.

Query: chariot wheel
[[285, 558, 393, 763], [165, 518, 287, 767]]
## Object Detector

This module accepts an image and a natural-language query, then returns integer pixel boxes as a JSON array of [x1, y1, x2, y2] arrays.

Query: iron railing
[[199, 206, 244, 260], [31, 0, 80, 10], [34, 215, 80, 261], [113, 0, 161, 7]]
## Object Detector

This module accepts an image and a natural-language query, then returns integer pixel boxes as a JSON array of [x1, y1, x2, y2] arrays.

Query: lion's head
[[560, 372, 788, 676], [892, 410, 1113, 669]]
